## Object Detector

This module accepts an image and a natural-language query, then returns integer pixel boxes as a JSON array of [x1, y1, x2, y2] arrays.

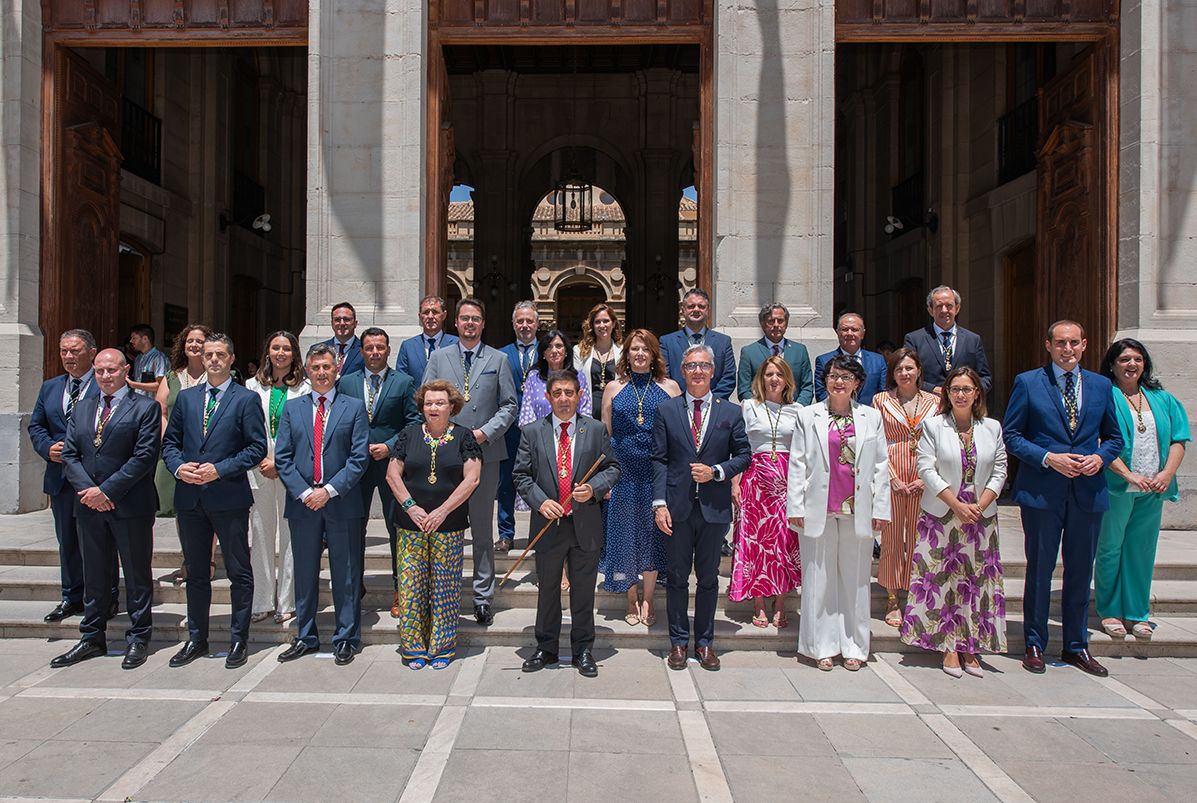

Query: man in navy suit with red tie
[[1004, 320, 1123, 677]]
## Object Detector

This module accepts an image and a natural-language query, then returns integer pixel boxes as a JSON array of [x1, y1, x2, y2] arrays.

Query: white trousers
[[249, 472, 296, 615], [798, 514, 873, 661]]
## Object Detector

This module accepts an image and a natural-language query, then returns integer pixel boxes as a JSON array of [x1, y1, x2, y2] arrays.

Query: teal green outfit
[[1095, 387, 1190, 621]]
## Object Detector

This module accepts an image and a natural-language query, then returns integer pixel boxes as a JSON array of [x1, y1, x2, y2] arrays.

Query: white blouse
[[742, 399, 800, 455], [1129, 406, 1160, 488]]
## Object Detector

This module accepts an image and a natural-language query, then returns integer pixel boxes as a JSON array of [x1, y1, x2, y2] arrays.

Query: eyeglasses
[[948, 386, 977, 396], [681, 362, 714, 372], [827, 373, 856, 383], [458, 315, 483, 324]]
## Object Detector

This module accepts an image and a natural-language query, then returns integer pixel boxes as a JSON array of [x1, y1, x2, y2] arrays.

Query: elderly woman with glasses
[[788, 354, 891, 671]]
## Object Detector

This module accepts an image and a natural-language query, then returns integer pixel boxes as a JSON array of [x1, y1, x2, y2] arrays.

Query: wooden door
[[1004, 239, 1038, 394], [41, 49, 123, 378], [424, 46, 455, 299], [1035, 45, 1115, 370]]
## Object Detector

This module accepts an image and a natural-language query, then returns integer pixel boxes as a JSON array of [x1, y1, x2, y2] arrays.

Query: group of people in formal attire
[[30, 284, 1188, 680]]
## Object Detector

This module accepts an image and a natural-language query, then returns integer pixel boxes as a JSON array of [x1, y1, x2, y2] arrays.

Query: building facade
[[1, 1, 1195, 522]]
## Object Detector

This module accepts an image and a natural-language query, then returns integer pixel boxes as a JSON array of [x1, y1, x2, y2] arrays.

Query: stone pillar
[[0, 1, 48, 512], [303, 0, 424, 345], [714, 0, 837, 358], [1119, 0, 1197, 526]]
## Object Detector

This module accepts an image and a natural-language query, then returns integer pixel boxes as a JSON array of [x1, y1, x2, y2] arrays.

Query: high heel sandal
[[884, 592, 902, 628]]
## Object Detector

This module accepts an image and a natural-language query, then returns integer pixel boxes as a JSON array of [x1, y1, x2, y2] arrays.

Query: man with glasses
[[652, 345, 751, 671], [496, 301, 541, 552], [322, 302, 364, 378], [661, 289, 737, 401], [814, 312, 887, 405], [397, 295, 458, 382]]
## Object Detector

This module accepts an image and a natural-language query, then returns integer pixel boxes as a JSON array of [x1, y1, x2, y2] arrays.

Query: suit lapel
[[300, 395, 316, 455], [323, 393, 346, 446], [97, 394, 136, 450], [201, 386, 233, 446], [813, 403, 830, 468], [1041, 365, 1072, 435]]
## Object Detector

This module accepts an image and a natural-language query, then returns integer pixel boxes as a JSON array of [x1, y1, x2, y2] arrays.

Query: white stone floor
[[0, 637, 1195, 801]]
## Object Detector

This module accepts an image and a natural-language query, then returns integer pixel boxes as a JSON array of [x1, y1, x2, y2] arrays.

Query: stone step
[[6, 563, 1197, 618], [2, 598, 1195, 658]]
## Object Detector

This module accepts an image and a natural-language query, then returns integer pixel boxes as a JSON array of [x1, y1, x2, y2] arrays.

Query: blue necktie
[[426, 338, 436, 358]]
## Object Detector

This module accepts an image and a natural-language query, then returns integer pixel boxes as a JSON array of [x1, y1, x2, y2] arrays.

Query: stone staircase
[[3, 506, 1197, 656]]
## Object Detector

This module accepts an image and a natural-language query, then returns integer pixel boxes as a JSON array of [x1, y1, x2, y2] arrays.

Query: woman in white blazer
[[573, 303, 624, 417], [245, 331, 311, 623], [900, 366, 1008, 678], [787, 354, 891, 671]]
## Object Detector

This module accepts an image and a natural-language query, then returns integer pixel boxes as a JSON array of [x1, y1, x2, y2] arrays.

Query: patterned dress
[[600, 372, 669, 593], [900, 445, 1007, 654], [873, 391, 939, 591], [515, 368, 591, 511], [729, 400, 801, 600]]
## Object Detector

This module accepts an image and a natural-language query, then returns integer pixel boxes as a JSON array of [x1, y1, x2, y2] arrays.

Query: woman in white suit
[[788, 354, 891, 671], [246, 331, 310, 623], [900, 366, 1008, 677]]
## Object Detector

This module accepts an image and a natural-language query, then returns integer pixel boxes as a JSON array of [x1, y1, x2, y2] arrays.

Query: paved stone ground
[[0, 637, 1195, 801]]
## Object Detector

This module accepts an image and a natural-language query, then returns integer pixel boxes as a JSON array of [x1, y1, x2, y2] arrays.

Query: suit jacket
[[786, 401, 891, 540], [423, 343, 518, 462], [813, 348, 887, 406], [903, 324, 993, 393], [396, 332, 458, 383], [651, 395, 751, 524], [661, 328, 737, 400], [512, 414, 621, 551], [161, 382, 268, 512], [274, 392, 371, 521], [61, 391, 161, 518], [338, 366, 419, 476], [29, 374, 100, 495], [737, 338, 814, 405], [573, 343, 624, 389], [1003, 365, 1123, 513], [323, 335, 364, 378], [917, 414, 1008, 517]]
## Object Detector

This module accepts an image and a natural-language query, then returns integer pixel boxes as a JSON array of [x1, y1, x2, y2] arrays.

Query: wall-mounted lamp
[[219, 212, 272, 233]]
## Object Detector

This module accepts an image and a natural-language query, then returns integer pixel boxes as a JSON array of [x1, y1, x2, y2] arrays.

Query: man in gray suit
[[423, 297, 518, 625], [513, 370, 621, 677]]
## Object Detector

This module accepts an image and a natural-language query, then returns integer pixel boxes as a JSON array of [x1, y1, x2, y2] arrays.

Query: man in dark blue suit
[[274, 344, 370, 665], [1004, 320, 1123, 677], [52, 349, 161, 670], [338, 327, 418, 615], [162, 333, 267, 669], [814, 313, 887, 405], [903, 285, 993, 394], [28, 328, 116, 624], [737, 303, 814, 405], [322, 301, 364, 378], [495, 300, 540, 551], [660, 289, 737, 401], [653, 344, 751, 671], [396, 295, 458, 382]]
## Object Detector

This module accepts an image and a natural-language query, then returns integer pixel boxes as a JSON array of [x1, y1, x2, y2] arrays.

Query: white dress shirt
[[549, 414, 579, 472], [62, 369, 95, 415], [300, 387, 340, 500]]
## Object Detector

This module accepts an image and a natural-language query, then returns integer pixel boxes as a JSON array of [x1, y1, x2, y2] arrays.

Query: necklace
[[762, 401, 783, 460], [422, 425, 454, 485], [594, 346, 612, 389], [955, 415, 977, 483], [1123, 390, 1147, 433], [630, 373, 652, 426], [459, 347, 479, 402], [899, 393, 921, 454], [829, 411, 855, 466]]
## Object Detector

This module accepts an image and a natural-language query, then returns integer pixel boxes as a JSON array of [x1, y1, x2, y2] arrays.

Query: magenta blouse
[[827, 421, 856, 514]]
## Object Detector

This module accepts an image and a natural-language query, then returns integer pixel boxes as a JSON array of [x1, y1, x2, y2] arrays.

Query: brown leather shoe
[[695, 645, 720, 671], [1061, 648, 1108, 677], [1022, 646, 1046, 674], [390, 592, 400, 619], [667, 644, 688, 670]]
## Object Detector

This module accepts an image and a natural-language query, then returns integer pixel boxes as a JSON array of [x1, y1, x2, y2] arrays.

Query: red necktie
[[558, 422, 572, 515], [692, 399, 703, 449], [313, 396, 327, 484]]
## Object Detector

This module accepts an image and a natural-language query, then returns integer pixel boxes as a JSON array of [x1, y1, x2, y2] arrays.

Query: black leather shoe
[[121, 642, 148, 670], [50, 640, 105, 668], [1061, 648, 1108, 677], [572, 649, 598, 678], [522, 649, 558, 672], [225, 642, 248, 669], [44, 602, 83, 623], [169, 640, 209, 668], [278, 640, 316, 662], [474, 604, 494, 626], [720, 540, 732, 557], [334, 642, 356, 666]]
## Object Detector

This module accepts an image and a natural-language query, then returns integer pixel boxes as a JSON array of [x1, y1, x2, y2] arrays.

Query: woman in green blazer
[[1097, 338, 1190, 640]]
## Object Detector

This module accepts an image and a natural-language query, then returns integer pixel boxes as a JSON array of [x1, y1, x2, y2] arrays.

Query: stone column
[[303, 0, 424, 344], [714, 0, 837, 357], [1119, 0, 1197, 525], [0, 0, 48, 512]]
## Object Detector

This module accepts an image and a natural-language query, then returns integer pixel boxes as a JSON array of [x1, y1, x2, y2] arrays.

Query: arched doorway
[[555, 280, 607, 342]]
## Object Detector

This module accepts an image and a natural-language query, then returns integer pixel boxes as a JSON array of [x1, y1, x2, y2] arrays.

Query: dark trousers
[[1021, 493, 1104, 653], [78, 512, 154, 646], [292, 512, 363, 649], [666, 506, 727, 648], [496, 426, 521, 541], [533, 517, 599, 656], [178, 504, 253, 643], [358, 465, 399, 591], [51, 490, 117, 606]]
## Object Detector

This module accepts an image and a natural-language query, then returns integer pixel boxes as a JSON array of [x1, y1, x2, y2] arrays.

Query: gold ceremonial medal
[[93, 436, 102, 447], [559, 467, 568, 478], [637, 415, 645, 426], [428, 472, 437, 484], [463, 390, 470, 402]]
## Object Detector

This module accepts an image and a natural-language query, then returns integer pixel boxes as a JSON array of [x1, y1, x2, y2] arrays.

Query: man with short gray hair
[[495, 300, 541, 552], [737, 303, 814, 404], [397, 295, 459, 381], [903, 285, 992, 395]]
